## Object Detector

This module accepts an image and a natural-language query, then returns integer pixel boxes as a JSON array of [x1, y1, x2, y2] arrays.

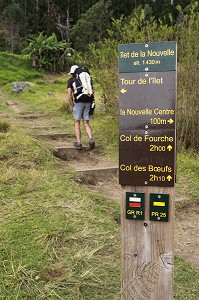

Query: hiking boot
[[89, 138, 95, 150], [74, 141, 82, 150]]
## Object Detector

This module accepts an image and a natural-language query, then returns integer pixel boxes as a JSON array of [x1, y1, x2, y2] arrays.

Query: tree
[[70, 0, 113, 51], [175, 1, 199, 150], [22, 32, 75, 72], [152, 0, 173, 20], [0, 29, 7, 51], [2, 3, 26, 53]]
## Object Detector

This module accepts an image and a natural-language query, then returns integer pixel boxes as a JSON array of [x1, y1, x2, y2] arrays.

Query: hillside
[[0, 54, 199, 299], [0, 52, 42, 86]]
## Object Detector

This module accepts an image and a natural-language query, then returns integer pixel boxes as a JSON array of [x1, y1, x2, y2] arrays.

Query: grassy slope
[[0, 52, 43, 86], [0, 53, 198, 299]]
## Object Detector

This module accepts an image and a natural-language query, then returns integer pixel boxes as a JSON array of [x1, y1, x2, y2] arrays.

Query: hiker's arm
[[67, 88, 74, 110]]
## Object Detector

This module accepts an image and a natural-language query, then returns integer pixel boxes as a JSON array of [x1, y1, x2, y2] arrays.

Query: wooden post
[[120, 186, 174, 299], [118, 42, 177, 300]]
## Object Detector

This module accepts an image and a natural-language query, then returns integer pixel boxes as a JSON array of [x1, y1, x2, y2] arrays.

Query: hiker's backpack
[[72, 66, 94, 101]]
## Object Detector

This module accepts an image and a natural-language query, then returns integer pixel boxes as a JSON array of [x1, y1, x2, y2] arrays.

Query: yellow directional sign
[[167, 118, 174, 124], [167, 145, 173, 151], [167, 175, 172, 181], [119, 70, 176, 187], [121, 88, 127, 94]]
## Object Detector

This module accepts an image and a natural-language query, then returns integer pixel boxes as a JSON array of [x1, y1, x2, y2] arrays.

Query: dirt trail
[[4, 102, 199, 271]]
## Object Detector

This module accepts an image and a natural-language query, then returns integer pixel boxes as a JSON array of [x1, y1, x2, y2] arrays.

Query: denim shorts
[[73, 102, 91, 120]]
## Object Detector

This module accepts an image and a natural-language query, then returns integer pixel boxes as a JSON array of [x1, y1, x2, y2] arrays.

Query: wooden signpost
[[118, 41, 177, 300]]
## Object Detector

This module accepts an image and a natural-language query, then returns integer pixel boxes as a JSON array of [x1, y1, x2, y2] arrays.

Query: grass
[[176, 151, 199, 204], [0, 52, 198, 299], [0, 120, 11, 133], [0, 52, 42, 86], [0, 126, 121, 299], [174, 257, 199, 300]]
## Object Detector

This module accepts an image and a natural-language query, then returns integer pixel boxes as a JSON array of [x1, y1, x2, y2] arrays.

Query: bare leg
[[83, 120, 95, 149], [74, 120, 81, 142], [83, 120, 92, 139]]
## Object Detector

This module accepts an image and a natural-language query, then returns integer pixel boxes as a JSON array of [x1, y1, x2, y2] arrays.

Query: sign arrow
[[121, 88, 127, 94], [167, 175, 172, 181], [167, 118, 174, 124], [167, 145, 173, 151]]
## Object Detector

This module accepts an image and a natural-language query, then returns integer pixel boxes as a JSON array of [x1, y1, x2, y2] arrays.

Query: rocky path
[[8, 105, 121, 201], [36, 131, 121, 201]]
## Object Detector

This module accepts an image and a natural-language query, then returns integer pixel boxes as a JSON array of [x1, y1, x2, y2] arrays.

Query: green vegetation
[[70, 0, 113, 51], [0, 0, 199, 298], [0, 52, 42, 86], [0, 126, 120, 299], [0, 63, 121, 297], [0, 119, 11, 133], [1, 1, 198, 149], [86, 2, 199, 151], [22, 33, 74, 72], [174, 257, 199, 300], [176, 151, 199, 204], [0, 1, 196, 53], [0, 53, 198, 299]]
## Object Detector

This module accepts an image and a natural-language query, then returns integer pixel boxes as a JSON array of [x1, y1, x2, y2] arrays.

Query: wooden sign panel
[[119, 41, 176, 73], [119, 45, 177, 187]]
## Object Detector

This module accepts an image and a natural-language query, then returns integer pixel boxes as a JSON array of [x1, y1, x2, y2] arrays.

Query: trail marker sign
[[119, 42, 177, 187], [119, 41, 176, 300], [126, 192, 145, 220], [119, 41, 176, 73]]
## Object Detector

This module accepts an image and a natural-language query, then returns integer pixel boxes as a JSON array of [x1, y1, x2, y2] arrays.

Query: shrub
[[22, 32, 75, 72], [0, 120, 11, 133]]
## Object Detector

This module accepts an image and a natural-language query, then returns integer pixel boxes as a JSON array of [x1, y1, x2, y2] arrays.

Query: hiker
[[67, 65, 95, 150]]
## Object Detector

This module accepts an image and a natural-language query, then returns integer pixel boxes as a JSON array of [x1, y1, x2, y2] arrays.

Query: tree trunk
[[11, 20, 14, 53], [36, 0, 39, 32]]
